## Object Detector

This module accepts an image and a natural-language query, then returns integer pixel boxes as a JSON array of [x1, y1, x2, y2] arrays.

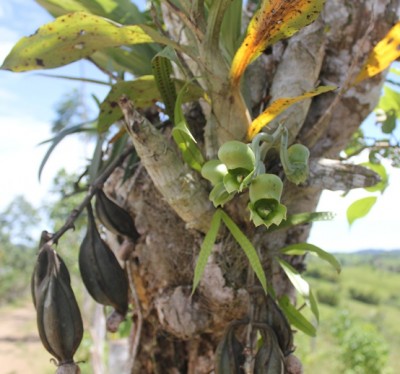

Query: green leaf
[[276, 257, 319, 323], [279, 242, 341, 273], [1, 12, 156, 72], [346, 196, 378, 226], [192, 210, 222, 294], [381, 110, 397, 134], [361, 162, 388, 193], [88, 134, 105, 183], [376, 86, 400, 118], [267, 211, 334, 232], [172, 82, 205, 172], [152, 51, 177, 122], [309, 290, 319, 323], [37, 73, 111, 86], [276, 258, 309, 298], [92, 45, 158, 76], [278, 295, 316, 337], [389, 67, 400, 76], [220, 0, 243, 59], [98, 77, 160, 132], [35, 0, 147, 24], [98, 77, 204, 133], [220, 210, 267, 293], [38, 122, 96, 181]]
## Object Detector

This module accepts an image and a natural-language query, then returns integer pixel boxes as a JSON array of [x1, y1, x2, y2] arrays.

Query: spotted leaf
[[1, 12, 156, 72], [354, 22, 400, 84], [247, 85, 336, 140], [230, 0, 326, 87]]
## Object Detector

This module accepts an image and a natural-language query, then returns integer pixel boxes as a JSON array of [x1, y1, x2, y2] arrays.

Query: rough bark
[[104, 1, 399, 373]]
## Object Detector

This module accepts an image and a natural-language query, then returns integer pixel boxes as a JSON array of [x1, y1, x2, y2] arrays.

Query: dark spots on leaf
[[387, 38, 394, 44], [35, 58, 44, 67], [29, 29, 39, 37], [108, 110, 112, 115], [110, 101, 118, 108]]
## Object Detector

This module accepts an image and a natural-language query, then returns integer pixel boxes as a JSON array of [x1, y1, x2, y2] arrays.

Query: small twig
[[244, 260, 257, 373], [86, 56, 120, 82], [126, 262, 143, 372], [340, 142, 398, 161], [46, 145, 135, 245], [164, 0, 204, 43]]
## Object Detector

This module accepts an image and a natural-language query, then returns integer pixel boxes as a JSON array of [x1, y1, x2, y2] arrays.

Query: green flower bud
[[282, 144, 310, 185], [248, 174, 287, 227], [249, 174, 283, 203], [209, 182, 234, 207], [218, 140, 255, 172], [201, 159, 228, 186]]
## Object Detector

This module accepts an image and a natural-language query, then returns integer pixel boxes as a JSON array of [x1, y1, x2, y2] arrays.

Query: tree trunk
[[105, 1, 399, 372]]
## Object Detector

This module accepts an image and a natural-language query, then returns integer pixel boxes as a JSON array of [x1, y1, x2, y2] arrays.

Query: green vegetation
[[296, 251, 400, 373]]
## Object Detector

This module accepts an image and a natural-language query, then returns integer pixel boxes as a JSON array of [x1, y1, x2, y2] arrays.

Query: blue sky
[[0, 1, 399, 252]]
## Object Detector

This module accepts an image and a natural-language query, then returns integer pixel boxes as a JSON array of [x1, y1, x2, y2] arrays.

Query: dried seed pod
[[32, 244, 83, 365], [254, 325, 285, 374], [95, 189, 139, 241], [215, 323, 245, 374], [79, 203, 129, 316], [261, 294, 294, 356]]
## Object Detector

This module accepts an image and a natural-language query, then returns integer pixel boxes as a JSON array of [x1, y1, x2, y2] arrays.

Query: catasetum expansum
[[31, 244, 83, 372], [79, 203, 129, 331]]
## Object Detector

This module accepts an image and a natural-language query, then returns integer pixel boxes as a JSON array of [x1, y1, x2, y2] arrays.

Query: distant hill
[[331, 249, 400, 272]]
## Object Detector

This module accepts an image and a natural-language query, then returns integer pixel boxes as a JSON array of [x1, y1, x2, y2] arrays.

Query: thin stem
[[251, 124, 285, 175], [46, 145, 135, 246], [86, 56, 119, 82], [279, 127, 293, 174], [164, 0, 204, 43], [244, 263, 255, 373], [126, 262, 143, 372]]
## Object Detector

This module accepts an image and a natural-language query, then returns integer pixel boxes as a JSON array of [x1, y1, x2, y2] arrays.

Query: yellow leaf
[[0, 12, 155, 72], [354, 22, 400, 84], [247, 85, 336, 140], [230, 0, 326, 87]]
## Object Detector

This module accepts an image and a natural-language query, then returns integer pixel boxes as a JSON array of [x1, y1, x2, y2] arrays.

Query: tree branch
[[305, 157, 381, 191], [119, 96, 213, 233], [45, 145, 135, 246]]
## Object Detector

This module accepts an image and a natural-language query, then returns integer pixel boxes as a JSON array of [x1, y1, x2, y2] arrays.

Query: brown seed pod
[[79, 203, 129, 316], [254, 324, 285, 374], [260, 294, 294, 356], [95, 189, 139, 241], [215, 322, 246, 374], [32, 244, 83, 365]]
